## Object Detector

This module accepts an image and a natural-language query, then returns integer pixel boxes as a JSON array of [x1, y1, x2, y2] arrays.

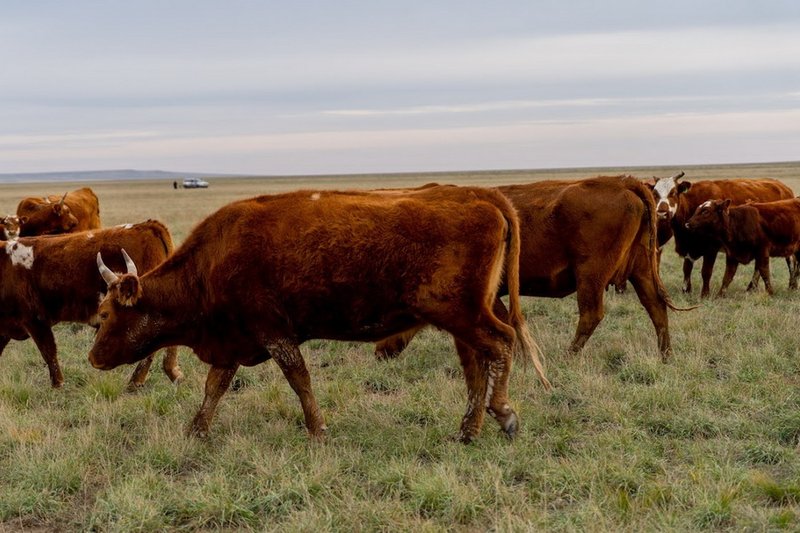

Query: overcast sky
[[1, 1, 799, 176]]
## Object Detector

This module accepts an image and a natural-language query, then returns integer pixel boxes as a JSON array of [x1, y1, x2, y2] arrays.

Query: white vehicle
[[182, 177, 209, 189]]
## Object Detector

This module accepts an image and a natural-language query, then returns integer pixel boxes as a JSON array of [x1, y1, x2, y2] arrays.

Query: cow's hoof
[[501, 411, 519, 440]]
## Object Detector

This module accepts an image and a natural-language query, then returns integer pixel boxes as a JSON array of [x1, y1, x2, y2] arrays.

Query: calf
[[1, 215, 24, 240], [89, 186, 549, 443], [648, 174, 793, 297], [17, 187, 101, 237], [685, 198, 800, 296], [0, 221, 182, 388], [377, 176, 686, 362]]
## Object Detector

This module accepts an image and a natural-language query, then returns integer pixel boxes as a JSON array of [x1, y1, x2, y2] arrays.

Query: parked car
[[182, 178, 209, 189]]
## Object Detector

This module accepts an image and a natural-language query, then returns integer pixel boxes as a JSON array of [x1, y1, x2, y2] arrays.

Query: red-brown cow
[[1, 215, 24, 240], [376, 176, 685, 363], [17, 187, 101, 237], [648, 174, 793, 297], [0, 221, 182, 388], [685, 198, 800, 295], [89, 187, 550, 443]]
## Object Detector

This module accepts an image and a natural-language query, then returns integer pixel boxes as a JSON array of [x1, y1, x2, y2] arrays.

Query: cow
[[89, 186, 550, 443], [684, 198, 800, 295], [376, 176, 686, 363], [0, 221, 182, 389], [647, 173, 793, 297], [17, 187, 101, 237], [0, 215, 24, 240]]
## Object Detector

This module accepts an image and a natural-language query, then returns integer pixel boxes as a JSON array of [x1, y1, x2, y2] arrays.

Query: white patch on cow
[[653, 177, 679, 217], [310, 193, 321, 201], [86, 232, 94, 239], [5, 240, 34, 269], [116, 223, 134, 229], [700, 200, 713, 209]]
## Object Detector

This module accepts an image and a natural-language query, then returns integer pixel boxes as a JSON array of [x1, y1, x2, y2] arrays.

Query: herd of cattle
[[1, 174, 799, 443]]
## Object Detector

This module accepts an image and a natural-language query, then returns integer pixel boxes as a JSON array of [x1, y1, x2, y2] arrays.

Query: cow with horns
[[89, 187, 550, 443], [647, 172, 794, 297], [0, 221, 182, 388], [16, 187, 101, 237], [376, 176, 687, 363]]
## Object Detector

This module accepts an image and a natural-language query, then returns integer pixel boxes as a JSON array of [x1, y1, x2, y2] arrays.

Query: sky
[[1, 0, 800, 177]]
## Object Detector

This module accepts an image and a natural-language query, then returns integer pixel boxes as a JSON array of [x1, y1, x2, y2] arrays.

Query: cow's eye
[[99, 312, 109, 320]]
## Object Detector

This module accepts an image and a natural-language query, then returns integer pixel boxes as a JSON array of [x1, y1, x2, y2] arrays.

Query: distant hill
[[0, 169, 237, 184]]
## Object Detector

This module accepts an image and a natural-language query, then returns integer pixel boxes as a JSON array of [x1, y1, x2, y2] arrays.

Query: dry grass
[[1, 162, 800, 531]]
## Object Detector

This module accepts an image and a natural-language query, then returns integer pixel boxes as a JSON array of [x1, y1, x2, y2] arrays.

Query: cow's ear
[[677, 181, 692, 194], [720, 199, 732, 212], [644, 178, 655, 191], [19, 216, 28, 224], [52, 203, 62, 214], [116, 274, 142, 307]]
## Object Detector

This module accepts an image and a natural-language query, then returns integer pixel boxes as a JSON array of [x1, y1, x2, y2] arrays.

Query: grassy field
[[1, 163, 800, 531]]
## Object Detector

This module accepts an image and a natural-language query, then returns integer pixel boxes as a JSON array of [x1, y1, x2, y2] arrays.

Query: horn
[[59, 192, 67, 206], [97, 252, 119, 285], [670, 171, 685, 181], [121, 248, 138, 276]]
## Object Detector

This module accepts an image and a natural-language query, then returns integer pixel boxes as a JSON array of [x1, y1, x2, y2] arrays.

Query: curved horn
[[97, 252, 119, 285], [121, 248, 138, 276], [670, 171, 685, 181], [58, 192, 67, 206]]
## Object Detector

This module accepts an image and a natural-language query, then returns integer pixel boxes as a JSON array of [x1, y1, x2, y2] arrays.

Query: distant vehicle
[[182, 178, 209, 189]]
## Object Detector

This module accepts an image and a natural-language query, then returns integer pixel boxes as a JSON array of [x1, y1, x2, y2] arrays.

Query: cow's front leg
[[700, 251, 718, 298], [717, 257, 739, 297], [746, 265, 761, 292], [188, 365, 239, 437], [27, 320, 63, 388], [682, 256, 694, 294], [757, 252, 774, 295], [269, 340, 326, 439]]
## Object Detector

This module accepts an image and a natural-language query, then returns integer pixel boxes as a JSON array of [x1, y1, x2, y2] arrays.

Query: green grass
[[2, 164, 800, 530]]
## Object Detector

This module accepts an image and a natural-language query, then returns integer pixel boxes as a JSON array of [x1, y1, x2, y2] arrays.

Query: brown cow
[[685, 198, 800, 295], [0, 221, 182, 388], [89, 187, 550, 443], [0, 215, 25, 240], [376, 176, 684, 363], [17, 187, 101, 237], [648, 174, 793, 297]]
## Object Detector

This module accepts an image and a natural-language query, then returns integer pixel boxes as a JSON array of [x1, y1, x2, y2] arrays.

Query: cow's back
[[49, 187, 101, 231], [679, 179, 793, 221]]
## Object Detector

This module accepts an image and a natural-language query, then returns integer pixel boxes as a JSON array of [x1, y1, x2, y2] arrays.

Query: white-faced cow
[[376, 176, 687, 363], [0, 221, 182, 389], [647, 174, 793, 297], [685, 198, 800, 295], [89, 186, 550, 443], [17, 187, 101, 237]]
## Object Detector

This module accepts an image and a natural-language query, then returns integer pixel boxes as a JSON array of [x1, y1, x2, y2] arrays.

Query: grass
[[2, 163, 800, 530]]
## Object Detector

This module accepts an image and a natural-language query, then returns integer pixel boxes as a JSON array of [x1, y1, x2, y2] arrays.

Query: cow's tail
[[145, 219, 175, 258], [625, 178, 697, 312], [498, 195, 552, 390]]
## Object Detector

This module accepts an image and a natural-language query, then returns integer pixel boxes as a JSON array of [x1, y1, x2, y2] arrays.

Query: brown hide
[[0, 220, 180, 387], [685, 198, 800, 295], [649, 176, 793, 297], [379, 176, 677, 360], [89, 186, 548, 442], [17, 187, 101, 236]]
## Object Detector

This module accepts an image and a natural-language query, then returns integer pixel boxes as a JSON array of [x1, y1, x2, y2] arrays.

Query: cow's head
[[1, 215, 26, 240], [647, 171, 689, 220], [89, 250, 151, 370], [684, 199, 731, 235], [20, 194, 79, 236]]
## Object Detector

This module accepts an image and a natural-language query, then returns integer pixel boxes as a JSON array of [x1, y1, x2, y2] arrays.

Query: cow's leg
[[453, 339, 488, 443], [682, 257, 694, 294], [269, 340, 327, 439], [629, 266, 671, 362], [0, 336, 10, 357], [188, 364, 239, 437], [717, 257, 739, 297], [756, 251, 774, 295], [126, 353, 156, 391], [699, 251, 718, 299], [374, 325, 425, 360], [569, 277, 605, 354], [27, 321, 63, 388], [746, 265, 761, 292], [788, 256, 799, 290], [162, 346, 184, 383]]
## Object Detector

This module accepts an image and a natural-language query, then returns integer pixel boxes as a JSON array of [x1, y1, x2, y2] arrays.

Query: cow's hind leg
[[375, 325, 425, 360], [569, 277, 606, 355], [682, 257, 694, 294], [27, 321, 63, 388], [0, 336, 10, 358], [746, 265, 761, 292], [629, 266, 671, 361], [717, 257, 739, 297], [789, 256, 799, 290], [188, 364, 239, 437], [126, 353, 156, 391], [756, 251, 774, 295], [162, 346, 184, 383], [269, 340, 327, 439]]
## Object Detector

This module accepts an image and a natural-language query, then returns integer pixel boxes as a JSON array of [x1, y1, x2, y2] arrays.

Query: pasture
[[2, 162, 800, 531]]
